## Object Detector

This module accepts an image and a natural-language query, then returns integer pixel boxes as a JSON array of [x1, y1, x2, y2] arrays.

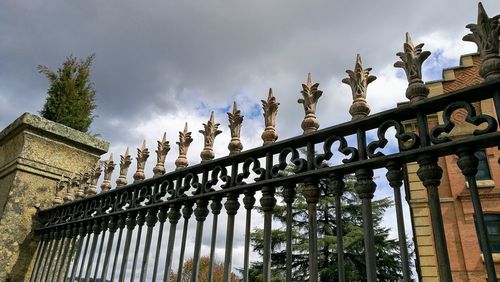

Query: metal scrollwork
[[430, 101, 498, 144], [236, 157, 266, 185], [315, 135, 358, 168], [153, 179, 172, 203], [181, 173, 200, 197], [131, 186, 150, 208], [271, 147, 307, 178], [101, 195, 114, 215], [368, 120, 420, 158], [116, 191, 130, 211], [198, 165, 230, 195]]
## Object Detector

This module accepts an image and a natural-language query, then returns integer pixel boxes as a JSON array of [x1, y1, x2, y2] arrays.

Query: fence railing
[[31, 3, 500, 282]]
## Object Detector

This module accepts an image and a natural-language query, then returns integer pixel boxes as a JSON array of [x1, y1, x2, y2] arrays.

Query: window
[[484, 214, 500, 253], [475, 150, 492, 181]]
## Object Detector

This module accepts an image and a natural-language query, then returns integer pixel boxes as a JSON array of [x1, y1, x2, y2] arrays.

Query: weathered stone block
[[0, 113, 108, 281]]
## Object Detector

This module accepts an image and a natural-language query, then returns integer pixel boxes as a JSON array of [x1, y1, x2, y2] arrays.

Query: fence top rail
[[34, 77, 500, 230]]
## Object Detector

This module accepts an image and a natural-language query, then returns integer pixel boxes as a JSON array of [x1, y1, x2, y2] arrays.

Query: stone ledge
[[0, 112, 109, 155]]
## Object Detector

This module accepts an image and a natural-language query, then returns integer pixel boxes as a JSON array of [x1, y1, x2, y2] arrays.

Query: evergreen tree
[[38, 54, 97, 132], [249, 176, 404, 281]]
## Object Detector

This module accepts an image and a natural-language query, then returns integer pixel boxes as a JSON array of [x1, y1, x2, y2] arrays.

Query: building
[[405, 52, 500, 281]]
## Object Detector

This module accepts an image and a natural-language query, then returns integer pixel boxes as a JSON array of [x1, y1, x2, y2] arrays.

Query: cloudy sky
[[1, 0, 499, 279]]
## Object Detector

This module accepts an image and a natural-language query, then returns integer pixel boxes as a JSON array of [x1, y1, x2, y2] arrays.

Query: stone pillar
[[0, 113, 108, 281]]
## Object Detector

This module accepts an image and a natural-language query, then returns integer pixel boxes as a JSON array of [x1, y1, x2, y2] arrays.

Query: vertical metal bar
[[457, 148, 497, 281], [330, 174, 345, 282], [130, 210, 146, 281], [110, 215, 126, 282], [101, 216, 118, 280], [176, 202, 193, 282], [303, 142, 320, 282], [208, 198, 222, 282], [29, 233, 47, 282], [282, 185, 295, 282], [416, 110, 452, 282], [334, 188, 344, 282], [224, 193, 240, 282], [77, 224, 93, 281], [354, 129, 377, 282], [191, 199, 209, 282], [84, 219, 102, 282], [260, 152, 275, 282], [119, 211, 138, 282], [152, 206, 168, 282], [62, 225, 80, 281], [51, 234, 66, 281], [242, 191, 256, 282], [55, 226, 73, 281], [39, 232, 54, 281], [417, 154, 452, 282], [386, 163, 411, 282], [140, 208, 158, 282], [70, 222, 88, 281], [164, 204, 181, 281], [44, 228, 61, 281], [93, 218, 109, 279]]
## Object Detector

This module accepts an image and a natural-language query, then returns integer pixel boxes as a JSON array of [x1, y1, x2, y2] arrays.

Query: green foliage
[[249, 176, 405, 281], [38, 54, 97, 132]]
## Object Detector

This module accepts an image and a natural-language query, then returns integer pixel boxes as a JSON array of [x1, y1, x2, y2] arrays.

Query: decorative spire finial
[[261, 88, 279, 145], [73, 172, 84, 200], [153, 132, 171, 176], [53, 175, 65, 206], [199, 111, 222, 162], [100, 154, 115, 192], [116, 148, 132, 187], [79, 171, 91, 197], [394, 32, 431, 102], [62, 175, 74, 203], [228, 101, 244, 155], [175, 122, 193, 169], [86, 161, 101, 196], [133, 140, 150, 183], [298, 73, 323, 134], [342, 54, 377, 120], [463, 2, 500, 80]]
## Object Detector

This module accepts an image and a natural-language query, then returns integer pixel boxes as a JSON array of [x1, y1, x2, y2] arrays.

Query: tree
[[170, 256, 239, 282], [38, 54, 97, 132], [249, 176, 405, 281]]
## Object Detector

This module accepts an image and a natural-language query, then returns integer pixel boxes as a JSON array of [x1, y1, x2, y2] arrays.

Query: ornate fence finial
[[394, 32, 431, 102], [100, 154, 115, 192], [116, 148, 132, 187], [73, 173, 84, 200], [153, 132, 170, 176], [79, 171, 90, 197], [298, 73, 323, 134], [463, 2, 500, 80], [175, 122, 194, 169], [200, 111, 222, 162], [228, 101, 244, 155], [342, 54, 377, 120], [87, 160, 102, 196], [62, 175, 74, 203], [53, 175, 65, 206], [261, 88, 279, 145], [133, 140, 150, 183]]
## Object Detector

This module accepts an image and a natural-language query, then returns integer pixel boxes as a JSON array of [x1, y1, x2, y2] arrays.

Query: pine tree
[[249, 176, 404, 281], [38, 54, 97, 132]]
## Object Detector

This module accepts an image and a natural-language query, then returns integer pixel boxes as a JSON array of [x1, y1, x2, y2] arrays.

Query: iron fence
[[31, 3, 500, 282]]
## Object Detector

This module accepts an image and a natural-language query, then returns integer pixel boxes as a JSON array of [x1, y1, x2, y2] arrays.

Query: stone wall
[[0, 113, 108, 281]]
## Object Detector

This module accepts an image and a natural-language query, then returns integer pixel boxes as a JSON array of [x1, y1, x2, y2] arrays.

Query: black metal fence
[[30, 3, 500, 282]]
